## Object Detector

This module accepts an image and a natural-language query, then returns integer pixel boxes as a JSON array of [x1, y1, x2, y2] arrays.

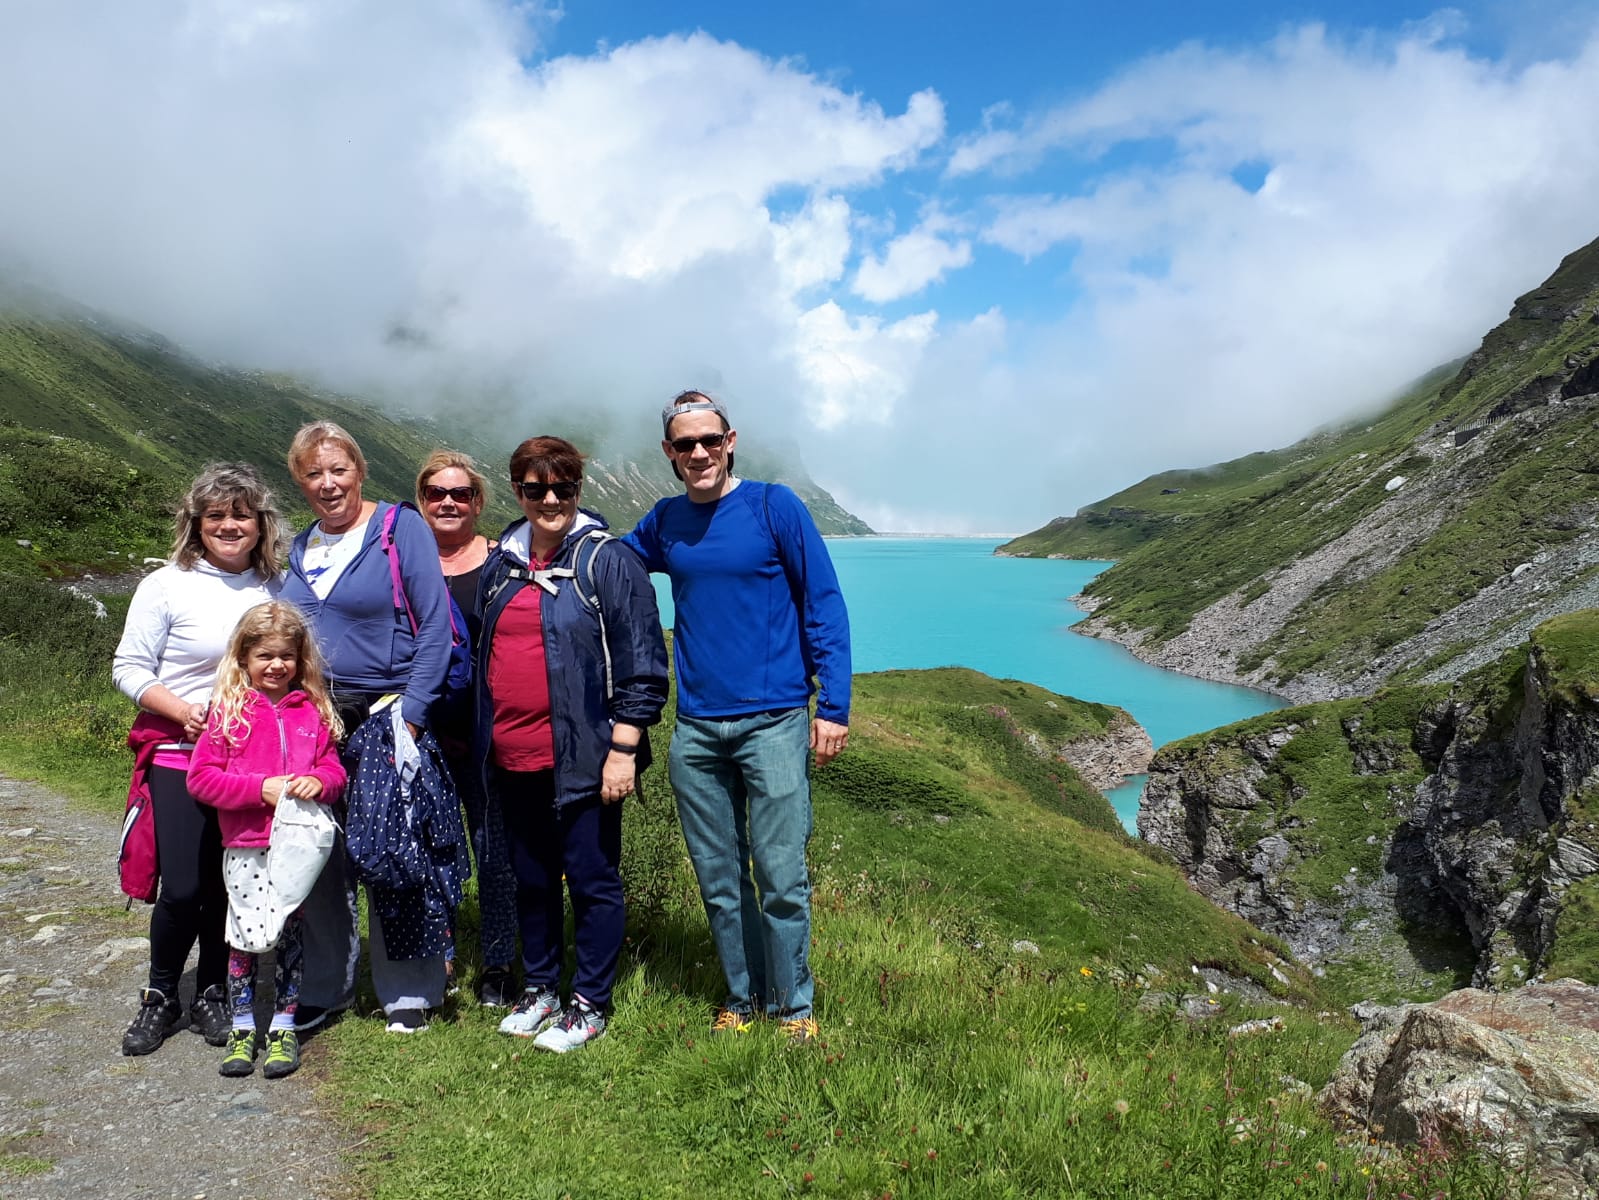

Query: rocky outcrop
[[1321, 981, 1599, 1199], [1409, 632, 1599, 986], [1140, 614, 1599, 993], [1053, 710, 1154, 789]]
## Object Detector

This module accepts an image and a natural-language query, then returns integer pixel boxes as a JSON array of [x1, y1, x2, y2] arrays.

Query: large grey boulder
[[1321, 981, 1599, 1199]]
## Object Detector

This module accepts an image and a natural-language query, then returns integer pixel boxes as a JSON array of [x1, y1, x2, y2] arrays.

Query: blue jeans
[[670, 706, 814, 1020]]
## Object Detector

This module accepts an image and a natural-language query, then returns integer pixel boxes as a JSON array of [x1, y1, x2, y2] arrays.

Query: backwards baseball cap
[[661, 390, 731, 437]]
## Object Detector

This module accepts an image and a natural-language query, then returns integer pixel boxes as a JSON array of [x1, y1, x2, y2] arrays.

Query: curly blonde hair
[[210, 602, 342, 747]]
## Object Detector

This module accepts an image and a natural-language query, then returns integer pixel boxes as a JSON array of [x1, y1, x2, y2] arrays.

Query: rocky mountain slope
[[1139, 611, 1599, 1003], [1002, 235, 1599, 703], [0, 288, 868, 578]]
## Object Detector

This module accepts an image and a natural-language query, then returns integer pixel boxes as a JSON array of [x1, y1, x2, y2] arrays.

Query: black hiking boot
[[122, 987, 184, 1056], [189, 984, 231, 1046]]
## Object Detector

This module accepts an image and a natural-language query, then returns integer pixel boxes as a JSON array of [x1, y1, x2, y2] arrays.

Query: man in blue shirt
[[624, 391, 850, 1042]]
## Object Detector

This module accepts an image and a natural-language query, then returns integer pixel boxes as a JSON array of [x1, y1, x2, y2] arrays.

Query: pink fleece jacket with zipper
[[187, 689, 347, 849]]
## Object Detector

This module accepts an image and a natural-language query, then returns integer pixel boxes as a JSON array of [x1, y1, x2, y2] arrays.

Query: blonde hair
[[287, 420, 367, 482], [171, 463, 285, 576], [416, 449, 490, 510], [210, 602, 342, 747]]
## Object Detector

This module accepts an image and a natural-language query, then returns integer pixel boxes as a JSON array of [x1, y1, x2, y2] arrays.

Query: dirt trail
[[0, 774, 358, 1200]]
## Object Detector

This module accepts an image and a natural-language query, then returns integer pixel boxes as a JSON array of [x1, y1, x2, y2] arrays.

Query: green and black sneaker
[[261, 1029, 300, 1080], [219, 1028, 258, 1078]]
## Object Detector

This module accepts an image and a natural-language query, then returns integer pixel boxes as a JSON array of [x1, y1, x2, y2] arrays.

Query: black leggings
[[146, 764, 228, 998]]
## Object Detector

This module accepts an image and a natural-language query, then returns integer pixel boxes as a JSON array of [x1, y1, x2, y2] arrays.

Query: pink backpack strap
[[380, 504, 419, 636]]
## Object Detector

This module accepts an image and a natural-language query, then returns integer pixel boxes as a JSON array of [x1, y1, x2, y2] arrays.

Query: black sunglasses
[[669, 432, 729, 453], [422, 485, 477, 504], [515, 480, 580, 501]]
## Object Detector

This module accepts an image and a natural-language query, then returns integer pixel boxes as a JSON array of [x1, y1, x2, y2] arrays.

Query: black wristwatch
[[609, 742, 638, 756]]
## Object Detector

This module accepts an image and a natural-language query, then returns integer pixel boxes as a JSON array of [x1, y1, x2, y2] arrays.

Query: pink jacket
[[188, 689, 347, 849]]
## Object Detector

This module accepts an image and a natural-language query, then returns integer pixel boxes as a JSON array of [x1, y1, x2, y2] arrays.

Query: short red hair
[[509, 436, 585, 483]]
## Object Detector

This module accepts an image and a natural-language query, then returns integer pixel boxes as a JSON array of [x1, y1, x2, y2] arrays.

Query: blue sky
[[3, 1, 1599, 530]]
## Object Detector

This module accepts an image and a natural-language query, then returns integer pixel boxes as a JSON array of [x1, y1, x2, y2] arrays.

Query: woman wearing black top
[[416, 450, 517, 1006]]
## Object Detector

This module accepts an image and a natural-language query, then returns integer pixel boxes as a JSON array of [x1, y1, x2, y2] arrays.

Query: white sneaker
[[384, 1007, 428, 1034], [533, 999, 606, 1054], [498, 987, 561, 1037]]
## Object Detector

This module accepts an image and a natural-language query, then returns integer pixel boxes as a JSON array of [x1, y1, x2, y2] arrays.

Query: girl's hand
[[286, 776, 324, 801], [261, 776, 291, 807]]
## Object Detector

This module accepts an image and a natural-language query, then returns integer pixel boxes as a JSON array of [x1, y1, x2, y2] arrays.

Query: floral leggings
[[227, 914, 304, 1021]]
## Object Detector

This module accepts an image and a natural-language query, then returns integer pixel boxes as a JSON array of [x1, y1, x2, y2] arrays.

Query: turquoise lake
[[651, 537, 1283, 833]]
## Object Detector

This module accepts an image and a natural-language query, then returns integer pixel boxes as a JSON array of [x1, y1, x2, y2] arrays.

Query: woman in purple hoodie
[[279, 421, 454, 1034]]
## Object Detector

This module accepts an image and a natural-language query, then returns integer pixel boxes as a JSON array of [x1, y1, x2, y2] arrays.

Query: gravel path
[[0, 774, 359, 1200]]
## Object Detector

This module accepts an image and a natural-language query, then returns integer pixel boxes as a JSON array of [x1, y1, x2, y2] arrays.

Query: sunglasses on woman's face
[[515, 480, 580, 501], [422, 485, 477, 504], [669, 432, 728, 453]]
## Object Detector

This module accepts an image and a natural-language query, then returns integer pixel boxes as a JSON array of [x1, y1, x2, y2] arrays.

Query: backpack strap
[[493, 528, 617, 696], [503, 563, 578, 596], [378, 503, 418, 636], [381, 502, 467, 652], [570, 530, 615, 698]]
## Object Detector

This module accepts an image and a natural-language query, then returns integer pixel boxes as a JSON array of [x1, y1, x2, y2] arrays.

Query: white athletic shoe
[[533, 998, 606, 1054], [498, 987, 561, 1037]]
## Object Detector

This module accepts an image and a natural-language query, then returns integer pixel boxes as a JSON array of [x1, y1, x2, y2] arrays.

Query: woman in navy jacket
[[474, 435, 668, 1053]]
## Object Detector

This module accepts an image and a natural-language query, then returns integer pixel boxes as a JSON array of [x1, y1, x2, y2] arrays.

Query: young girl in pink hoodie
[[188, 602, 346, 1079]]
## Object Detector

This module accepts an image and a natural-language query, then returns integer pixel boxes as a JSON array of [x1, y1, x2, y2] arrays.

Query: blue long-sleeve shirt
[[623, 480, 851, 724], [282, 501, 452, 728]]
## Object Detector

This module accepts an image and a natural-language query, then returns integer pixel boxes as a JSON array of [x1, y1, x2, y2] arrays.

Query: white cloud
[[2, 4, 1599, 534], [772, 194, 854, 292], [852, 210, 973, 303], [792, 302, 938, 430], [455, 33, 943, 281], [931, 20, 1599, 522], [0, 4, 945, 457]]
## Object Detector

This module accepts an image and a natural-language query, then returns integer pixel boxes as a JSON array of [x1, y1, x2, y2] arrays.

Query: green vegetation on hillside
[[996, 443, 1344, 561], [1165, 686, 1443, 905], [0, 428, 175, 577], [1529, 610, 1599, 702], [1073, 368, 1449, 650]]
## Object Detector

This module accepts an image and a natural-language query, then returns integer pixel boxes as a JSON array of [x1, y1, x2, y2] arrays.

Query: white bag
[[223, 846, 282, 954], [267, 791, 337, 915]]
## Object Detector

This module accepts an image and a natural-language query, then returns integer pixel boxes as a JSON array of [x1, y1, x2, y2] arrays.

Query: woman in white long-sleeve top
[[112, 463, 284, 1056]]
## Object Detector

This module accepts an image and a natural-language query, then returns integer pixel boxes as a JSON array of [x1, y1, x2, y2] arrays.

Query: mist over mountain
[[1002, 232, 1599, 702], [0, 285, 868, 580]]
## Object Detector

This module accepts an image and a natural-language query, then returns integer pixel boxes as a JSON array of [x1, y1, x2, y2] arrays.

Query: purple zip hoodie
[[281, 501, 452, 727], [188, 689, 346, 849]]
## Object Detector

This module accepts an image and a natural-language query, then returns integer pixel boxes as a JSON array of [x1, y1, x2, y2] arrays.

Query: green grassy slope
[[995, 442, 1360, 561], [3, 576, 1512, 1199], [1000, 235, 1599, 688], [0, 300, 867, 579]]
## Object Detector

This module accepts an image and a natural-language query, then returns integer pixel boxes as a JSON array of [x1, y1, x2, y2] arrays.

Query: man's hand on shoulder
[[811, 717, 849, 767]]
